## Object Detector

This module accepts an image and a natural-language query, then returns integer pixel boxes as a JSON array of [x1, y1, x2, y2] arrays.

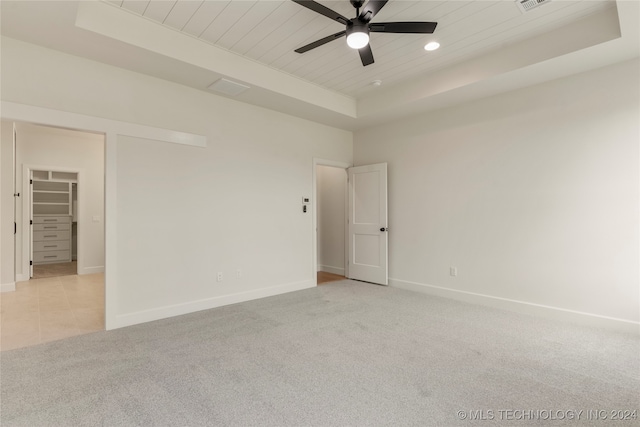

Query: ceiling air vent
[[207, 78, 250, 97], [516, 0, 551, 14]]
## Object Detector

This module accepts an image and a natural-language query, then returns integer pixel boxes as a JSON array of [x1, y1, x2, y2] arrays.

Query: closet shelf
[[33, 190, 68, 194], [33, 202, 70, 205]]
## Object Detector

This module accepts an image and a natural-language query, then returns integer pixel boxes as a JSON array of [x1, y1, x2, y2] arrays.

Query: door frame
[[22, 165, 83, 279], [312, 158, 351, 284], [2, 101, 205, 330], [347, 163, 388, 286]]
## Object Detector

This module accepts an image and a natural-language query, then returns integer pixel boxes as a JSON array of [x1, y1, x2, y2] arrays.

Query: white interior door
[[347, 163, 388, 285]]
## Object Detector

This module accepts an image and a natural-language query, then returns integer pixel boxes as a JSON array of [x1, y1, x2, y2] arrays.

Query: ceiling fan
[[291, 0, 438, 66]]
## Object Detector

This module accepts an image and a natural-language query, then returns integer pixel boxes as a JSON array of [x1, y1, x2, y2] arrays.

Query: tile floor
[[32, 261, 77, 279], [0, 273, 104, 351]]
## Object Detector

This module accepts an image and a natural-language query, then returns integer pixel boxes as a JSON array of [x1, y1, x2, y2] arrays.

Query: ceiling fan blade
[[358, 0, 389, 23], [294, 31, 347, 54], [358, 44, 374, 66], [291, 0, 350, 25], [369, 22, 438, 34]]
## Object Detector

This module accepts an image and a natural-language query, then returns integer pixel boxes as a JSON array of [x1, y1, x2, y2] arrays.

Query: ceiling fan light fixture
[[346, 22, 370, 49], [347, 31, 369, 49]]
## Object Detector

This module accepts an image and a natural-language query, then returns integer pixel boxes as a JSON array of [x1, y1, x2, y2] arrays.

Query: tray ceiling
[[107, 0, 615, 98], [1, 1, 637, 129]]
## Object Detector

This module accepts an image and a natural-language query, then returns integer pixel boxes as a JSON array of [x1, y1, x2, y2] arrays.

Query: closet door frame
[[21, 165, 81, 279]]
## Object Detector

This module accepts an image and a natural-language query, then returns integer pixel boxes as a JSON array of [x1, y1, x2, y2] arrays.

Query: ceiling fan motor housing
[[347, 20, 369, 36]]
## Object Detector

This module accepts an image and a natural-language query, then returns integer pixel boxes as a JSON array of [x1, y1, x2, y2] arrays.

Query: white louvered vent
[[207, 78, 250, 97], [516, 0, 552, 14]]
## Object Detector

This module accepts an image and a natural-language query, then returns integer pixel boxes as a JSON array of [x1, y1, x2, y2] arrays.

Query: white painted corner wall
[[0, 120, 16, 291], [0, 37, 353, 328], [316, 165, 347, 275], [2, 35, 637, 333], [354, 59, 640, 331], [13, 123, 105, 279]]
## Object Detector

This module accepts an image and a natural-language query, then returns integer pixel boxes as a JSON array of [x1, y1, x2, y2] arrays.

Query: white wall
[[354, 59, 640, 328], [14, 123, 104, 278], [0, 120, 15, 290], [316, 165, 346, 275], [1, 37, 353, 327]]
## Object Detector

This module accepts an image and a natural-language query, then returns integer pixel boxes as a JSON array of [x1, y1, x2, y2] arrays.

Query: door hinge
[[30, 219, 33, 225], [30, 179, 33, 184], [30, 260, 33, 266], [14, 222, 17, 234]]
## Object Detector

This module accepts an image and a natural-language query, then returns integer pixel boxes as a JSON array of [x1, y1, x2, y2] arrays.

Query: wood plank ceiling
[[106, 0, 614, 98]]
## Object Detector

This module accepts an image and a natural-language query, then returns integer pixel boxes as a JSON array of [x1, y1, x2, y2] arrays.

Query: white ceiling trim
[[76, 1, 357, 118], [355, 0, 639, 130], [357, 5, 622, 119], [2, 101, 207, 147]]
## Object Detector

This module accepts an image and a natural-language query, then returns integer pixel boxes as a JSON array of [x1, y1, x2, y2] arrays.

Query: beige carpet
[[1, 280, 637, 426], [32, 261, 77, 279]]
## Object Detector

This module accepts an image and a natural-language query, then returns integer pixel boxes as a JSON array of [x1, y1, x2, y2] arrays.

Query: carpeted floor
[[0, 280, 638, 426]]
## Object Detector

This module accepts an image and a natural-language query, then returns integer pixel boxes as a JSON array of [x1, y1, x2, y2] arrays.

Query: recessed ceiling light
[[424, 41, 440, 51]]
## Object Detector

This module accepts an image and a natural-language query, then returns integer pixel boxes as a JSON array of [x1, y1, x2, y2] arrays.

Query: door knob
[[380, 227, 388, 232]]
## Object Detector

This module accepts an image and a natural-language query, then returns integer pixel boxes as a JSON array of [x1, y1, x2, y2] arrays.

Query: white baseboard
[[389, 278, 640, 334], [318, 265, 345, 275], [112, 279, 315, 330], [15, 267, 103, 278], [1, 282, 16, 292], [79, 266, 104, 275]]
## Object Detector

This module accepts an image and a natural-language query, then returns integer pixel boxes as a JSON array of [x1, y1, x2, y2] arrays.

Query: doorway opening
[[0, 121, 106, 351], [314, 160, 349, 285], [30, 169, 78, 279], [313, 160, 389, 287]]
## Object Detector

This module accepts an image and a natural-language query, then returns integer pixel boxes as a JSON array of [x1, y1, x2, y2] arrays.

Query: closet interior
[[31, 169, 78, 277]]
